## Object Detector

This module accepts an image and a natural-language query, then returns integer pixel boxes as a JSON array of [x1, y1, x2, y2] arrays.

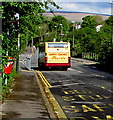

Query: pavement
[[71, 57, 99, 65], [1, 49, 50, 119]]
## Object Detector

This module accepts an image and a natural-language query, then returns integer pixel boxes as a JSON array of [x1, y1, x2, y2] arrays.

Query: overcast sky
[[48, 0, 112, 15]]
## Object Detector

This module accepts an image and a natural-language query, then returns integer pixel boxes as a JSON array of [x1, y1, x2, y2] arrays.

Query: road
[[40, 58, 113, 119], [2, 48, 113, 119]]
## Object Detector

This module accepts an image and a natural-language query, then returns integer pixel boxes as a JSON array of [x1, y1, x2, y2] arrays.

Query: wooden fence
[[82, 52, 99, 61]]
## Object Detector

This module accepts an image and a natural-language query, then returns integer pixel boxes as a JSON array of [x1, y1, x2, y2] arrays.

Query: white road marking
[[92, 74, 105, 78], [71, 101, 103, 104], [68, 68, 76, 71], [108, 90, 113, 93], [63, 83, 85, 86], [77, 70, 84, 73], [69, 68, 84, 73]]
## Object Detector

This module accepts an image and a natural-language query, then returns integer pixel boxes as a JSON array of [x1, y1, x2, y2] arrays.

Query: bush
[[2, 68, 17, 101]]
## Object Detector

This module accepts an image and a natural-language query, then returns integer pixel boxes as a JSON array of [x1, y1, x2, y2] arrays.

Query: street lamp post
[[110, 1, 113, 43], [53, 26, 57, 42], [39, 27, 43, 42], [55, 26, 57, 39], [71, 21, 75, 47], [14, 13, 20, 73], [60, 24, 63, 41]]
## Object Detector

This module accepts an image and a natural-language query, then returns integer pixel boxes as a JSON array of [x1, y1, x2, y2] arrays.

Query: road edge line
[[34, 71, 68, 119]]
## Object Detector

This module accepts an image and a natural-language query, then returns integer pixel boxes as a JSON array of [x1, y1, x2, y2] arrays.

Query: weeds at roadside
[[2, 68, 18, 102]]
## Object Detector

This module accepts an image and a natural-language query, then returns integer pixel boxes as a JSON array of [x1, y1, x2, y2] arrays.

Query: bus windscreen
[[48, 43, 68, 48]]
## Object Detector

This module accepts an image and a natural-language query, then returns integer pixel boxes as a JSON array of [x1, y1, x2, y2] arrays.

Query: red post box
[[4, 57, 14, 74]]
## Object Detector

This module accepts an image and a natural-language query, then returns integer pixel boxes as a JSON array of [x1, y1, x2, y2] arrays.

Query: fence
[[82, 52, 99, 61]]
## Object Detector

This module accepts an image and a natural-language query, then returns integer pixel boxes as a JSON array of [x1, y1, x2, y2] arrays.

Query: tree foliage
[[72, 15, 113, 67], [105, 16, 113, 26], [2, 1, 61, 97], [2, 1, 60, 58], [81, 15, 98, 29], [48, 15, 69, 41]]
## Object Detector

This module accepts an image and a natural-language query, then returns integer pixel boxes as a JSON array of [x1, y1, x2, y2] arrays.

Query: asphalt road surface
[[2, 48, 113, 119], [41, 58, 113, 120]]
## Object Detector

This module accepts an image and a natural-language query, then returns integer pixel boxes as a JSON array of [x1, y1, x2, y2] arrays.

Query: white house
[[96, 25, 103, 32]]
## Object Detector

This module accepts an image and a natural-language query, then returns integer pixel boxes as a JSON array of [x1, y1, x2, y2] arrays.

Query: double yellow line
[[37, 70, 52, 88], [35, 70, 68, 119]]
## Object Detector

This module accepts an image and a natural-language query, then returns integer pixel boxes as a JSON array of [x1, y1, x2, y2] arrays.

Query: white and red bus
[[38, 42, 71, 70]]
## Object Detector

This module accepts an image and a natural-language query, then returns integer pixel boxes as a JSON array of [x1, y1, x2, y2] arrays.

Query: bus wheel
[[62, 67, 68, 71]]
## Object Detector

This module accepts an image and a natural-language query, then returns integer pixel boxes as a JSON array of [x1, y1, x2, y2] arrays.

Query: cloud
[[55, 2, 111, 15], [54, 0, 111, 2]]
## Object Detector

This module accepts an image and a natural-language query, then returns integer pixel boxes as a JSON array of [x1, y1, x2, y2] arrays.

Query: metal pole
[[31, 36, 34, 54], [16, 56, 19, 73], [39, 27, 43, 42], [60, 24, 62, 41], [15, 13, 20, 73], [73, 23, 74, 47], [110, 1, 113, 43], [16, 33, 20, 73], [71, 21, 75, 47], [55, 26, 57, 39]]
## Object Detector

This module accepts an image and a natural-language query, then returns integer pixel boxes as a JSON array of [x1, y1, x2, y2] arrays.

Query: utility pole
[[39, 26, 43, 43], [60, 24, 63, 41], [14, 13, 20, 73], [71, 21, 75, 47], [110, 1, 113, 43], [55, 26, 57, 39], [31, 36, 34, 54]]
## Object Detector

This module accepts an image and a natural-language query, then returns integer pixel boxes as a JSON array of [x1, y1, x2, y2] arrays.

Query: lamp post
[[39, 27, 43, 42], [14, 13, 20, 73], [53, 26, 57, 42], [71, 21, 75, 47], [6, 30, 9, 56], [60, 24, 63, 41], [110, 1, 113, 43], [55, 26, 57, 39]]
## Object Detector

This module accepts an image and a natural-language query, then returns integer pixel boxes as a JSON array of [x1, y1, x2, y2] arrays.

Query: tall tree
[[2, 1, 60, 58], [81, 15, 98, 29], [48, 15, 69, 41]]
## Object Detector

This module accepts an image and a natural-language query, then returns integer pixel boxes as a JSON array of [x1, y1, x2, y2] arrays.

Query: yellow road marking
[[35, 71, 67, 119], [82, 105, 96, 112], [100, 86, 106, 89], [109, 104, 113, 107], [93, 104, 104, 111], [106, 115, 113, 120], [37, 71, 52, 88], [92, 116, 101, 120], [78, 95, 86, 100]]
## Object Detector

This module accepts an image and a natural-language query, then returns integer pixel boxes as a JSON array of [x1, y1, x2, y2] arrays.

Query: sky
[[48, 0, 113, 15]]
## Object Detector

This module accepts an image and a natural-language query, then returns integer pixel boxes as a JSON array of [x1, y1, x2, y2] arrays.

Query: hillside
[[43, 11, 110, 22]]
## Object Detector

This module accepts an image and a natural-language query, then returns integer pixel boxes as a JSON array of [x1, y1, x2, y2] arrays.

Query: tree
[[2, 1, 61, 95], [73, 15, 99, 56], [2, 1, 60, 57], [81, 15, 98, 29], [98, 16, 113, 66], [105, 16, 113, 26], [92, 15, 104, 25], [48, 15, 69, 41]]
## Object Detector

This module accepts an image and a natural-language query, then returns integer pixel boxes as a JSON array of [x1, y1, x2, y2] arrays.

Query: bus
[[38, 42, 71, 71]]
